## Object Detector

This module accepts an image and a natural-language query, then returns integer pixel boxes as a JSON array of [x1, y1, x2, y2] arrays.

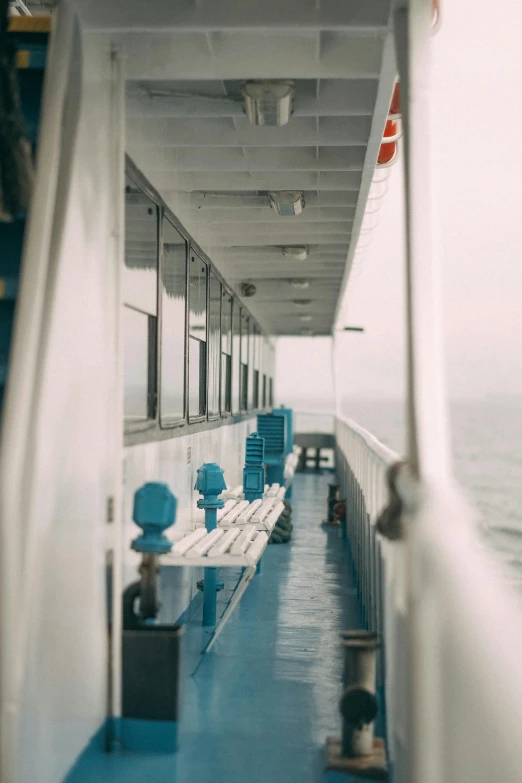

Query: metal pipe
[[340, 638, 379, 758], [203, 507, 218, 627]]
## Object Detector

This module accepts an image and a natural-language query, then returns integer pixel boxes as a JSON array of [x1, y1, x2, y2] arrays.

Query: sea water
[[340, 396, 522, 585], [292, 396, 522, 585]]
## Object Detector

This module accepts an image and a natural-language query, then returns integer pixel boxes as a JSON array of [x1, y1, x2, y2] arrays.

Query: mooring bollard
[[325, 631, 387, 776], [195, 462, 227, 626], [340, 636, 379, 757]]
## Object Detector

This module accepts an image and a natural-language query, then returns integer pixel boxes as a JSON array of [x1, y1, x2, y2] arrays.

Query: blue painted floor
[[68, 472, 363, 782]]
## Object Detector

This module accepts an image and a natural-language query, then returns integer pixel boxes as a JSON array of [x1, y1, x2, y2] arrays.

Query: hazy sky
[[276, 0, 522, 404]]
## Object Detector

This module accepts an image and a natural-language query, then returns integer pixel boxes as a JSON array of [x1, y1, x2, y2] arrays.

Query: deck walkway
[[68, 471, 362, 782]]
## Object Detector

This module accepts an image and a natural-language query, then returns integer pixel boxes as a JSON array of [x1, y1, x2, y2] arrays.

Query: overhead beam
[[188, 207, 355, 223], [179, 192, 359, 209], [127, 116, 373, 147], [223, 267, 346, 280], [216, 243, 348, 257], [203, 233, 352, 247], [116, 32, 383, 80], [131, 145, 367, 172], [152, 171, 363, 191], [200, 220, 352, 235], [126, 80, 379, 119], [79, 0, 391, 33]]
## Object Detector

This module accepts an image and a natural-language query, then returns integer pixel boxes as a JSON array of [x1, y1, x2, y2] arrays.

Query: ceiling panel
[[99, 0, 397, 335]]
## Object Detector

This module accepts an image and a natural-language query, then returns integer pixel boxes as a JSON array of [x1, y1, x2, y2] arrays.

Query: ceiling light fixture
[[269, 191, 305, 216], [289, 279, 310, 289], [240, 282, 257, 298], [293, 299, 312, 308], [300, 329, 314, 336], [242, 80, 295, 126], [300, 315, 312, 322], [282, 245, 309, 261]]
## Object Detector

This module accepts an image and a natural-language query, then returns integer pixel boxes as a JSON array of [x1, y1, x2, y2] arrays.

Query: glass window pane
[[241, 311, 249, 411], [189, 252, 207, 418], [124, 183, 158, 315], [189, 253, 207, 336], [222, 354, 232, 413], [189, 336, 206, 418], [221, 290, 232, 414], [160, 217, 186, 425], [124, 178, 158, 426], [232, 300, 240, 414], [124, 306, 156, 421], [262, 374, 267, 407], [250, 325, 261, 409], [208, 272, 221, 418]]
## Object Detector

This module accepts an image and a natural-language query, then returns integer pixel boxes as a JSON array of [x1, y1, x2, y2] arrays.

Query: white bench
[[163, 525, 269, 567], [164, 484, 286, 567]]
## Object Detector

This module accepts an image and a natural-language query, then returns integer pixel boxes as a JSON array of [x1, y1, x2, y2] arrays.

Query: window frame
[[123, 155, 273, 446], [158, 213, 189, 430], [123, 174, 160, 436], [240, 310, 249, 413], [220, 287, 233, 417], [188, 247, 208, 424], [207, 270, 222, 421]]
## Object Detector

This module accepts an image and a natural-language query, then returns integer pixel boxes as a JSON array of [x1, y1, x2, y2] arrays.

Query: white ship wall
[[0, 16, 259, 782], [0, 22, 123, 783], [123, 420, 255, 621]]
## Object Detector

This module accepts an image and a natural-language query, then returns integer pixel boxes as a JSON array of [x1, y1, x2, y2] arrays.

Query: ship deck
[[68, 471, 363, 782]]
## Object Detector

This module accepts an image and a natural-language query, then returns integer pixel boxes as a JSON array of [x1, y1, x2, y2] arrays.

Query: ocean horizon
[[289, 395, 522, 587]]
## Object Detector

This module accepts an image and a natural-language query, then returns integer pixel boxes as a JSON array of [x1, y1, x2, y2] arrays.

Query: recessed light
[[240, 282, 257, 297], [300, 329, 314, 336], [293, 299, 312, 308], [289, 279, 310, 289], [269, 191, 305, 216], [242, 80, 295, 126], [282, 246, 309, 260], [300, 315, 312, 322]]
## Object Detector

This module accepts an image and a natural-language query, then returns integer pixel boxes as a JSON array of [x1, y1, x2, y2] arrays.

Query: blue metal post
[[274, 406, 294, 499], [195, 463, 227, 627], [243, 432, 265, 502]]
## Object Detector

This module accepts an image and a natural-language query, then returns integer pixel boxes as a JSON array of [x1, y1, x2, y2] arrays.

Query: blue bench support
[[195, 463, 227, 627]]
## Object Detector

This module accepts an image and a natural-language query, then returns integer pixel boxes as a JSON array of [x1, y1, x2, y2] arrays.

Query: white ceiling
[[75, 0, 397, 335]]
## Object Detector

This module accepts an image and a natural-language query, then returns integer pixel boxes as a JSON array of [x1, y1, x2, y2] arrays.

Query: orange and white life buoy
[[376, 2, 439, 168], [377, 84, 401, 168]]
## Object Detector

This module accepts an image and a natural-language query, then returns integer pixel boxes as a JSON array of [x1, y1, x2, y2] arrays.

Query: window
[[232, 299, 241, 414], [188, 252, 207, 419], [252, 325, 261, 409], [160, 217, 187, 426], [208, 272, 221, 419], [221, 290, 233, 414], [262, 374, 267, 408], [269, 377, 274, 408], [240, 311, 249, 412], [123, 182, 158, 424]]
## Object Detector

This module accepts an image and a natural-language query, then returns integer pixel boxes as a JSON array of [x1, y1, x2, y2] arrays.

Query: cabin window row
[[123, 179, 274, 430]]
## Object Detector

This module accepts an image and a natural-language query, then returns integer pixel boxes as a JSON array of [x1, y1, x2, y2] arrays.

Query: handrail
[[336, 413, 522, 783]]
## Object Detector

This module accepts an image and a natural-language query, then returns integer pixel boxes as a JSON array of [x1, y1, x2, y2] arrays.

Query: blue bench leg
[[203, 566, 217, 626]]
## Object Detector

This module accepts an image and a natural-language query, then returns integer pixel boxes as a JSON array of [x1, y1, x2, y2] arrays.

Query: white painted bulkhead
[[0, 0, 398, 779], [0, 8, 261, 782], [122, 420, 255, 621], [0, 17, 123, 783]]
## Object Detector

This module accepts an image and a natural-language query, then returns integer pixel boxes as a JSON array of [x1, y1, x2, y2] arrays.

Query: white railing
[[335, 413, 522, 783]]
